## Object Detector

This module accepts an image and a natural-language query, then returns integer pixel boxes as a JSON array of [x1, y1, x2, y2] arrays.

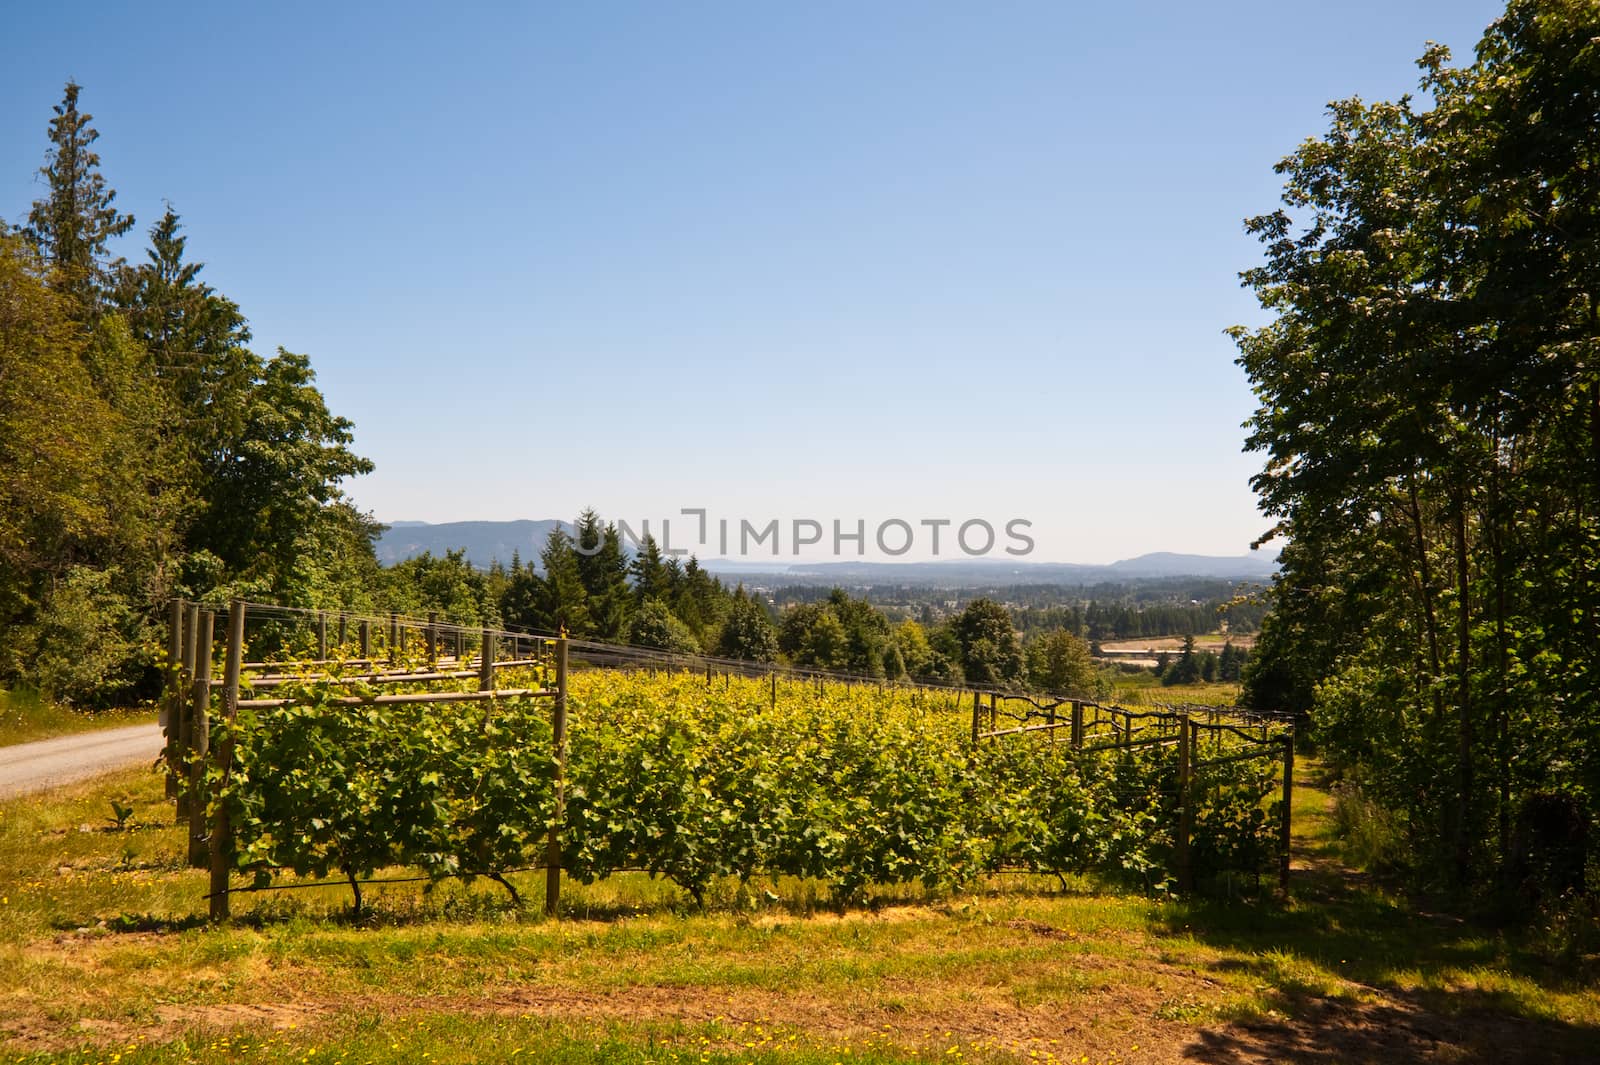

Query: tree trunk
[[1453, 484, 1474, 888]]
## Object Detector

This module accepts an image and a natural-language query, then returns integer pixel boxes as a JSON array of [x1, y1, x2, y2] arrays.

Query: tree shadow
[[1160, 767, 1600, 1064], [1184, 986, 1600, 1064]]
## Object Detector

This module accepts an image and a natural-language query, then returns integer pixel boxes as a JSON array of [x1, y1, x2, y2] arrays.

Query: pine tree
[[22, 82, 134, 310], [628, 533, 669, 603], [115, 207, 254, 425]]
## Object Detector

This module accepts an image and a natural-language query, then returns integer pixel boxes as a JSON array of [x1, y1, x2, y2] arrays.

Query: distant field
[[1107, 678, 1243, 707], [1099, 633, 1256, 654]]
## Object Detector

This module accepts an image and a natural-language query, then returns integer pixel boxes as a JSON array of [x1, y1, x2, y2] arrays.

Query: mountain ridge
[[374, 520, 1277, 583]]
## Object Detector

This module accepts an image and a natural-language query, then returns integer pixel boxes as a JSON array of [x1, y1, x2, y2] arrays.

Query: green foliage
[[574, 510, 632, 640], [3, 86, 382, 701], [713, 589, 778, 662], [22, 81, 135, 309], [1025, 629, 1096, 695], [195, 350, 374, 588], [22, 566, 143, 707], [777, 590, 892, 676], [952, 599, 1024, 687], [219, 670, 1284, 908], [1162, 635, 1202, 687], [222, 670, 557, 911], [107, 799, 135, 831], [383, 549, 499, 626], [0, 236, 119, 627], [1233, 0, 1600, 895], [627, 597, 702, 654]]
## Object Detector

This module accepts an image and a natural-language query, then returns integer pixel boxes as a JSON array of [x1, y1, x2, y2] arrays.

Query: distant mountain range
[[375, 520, 1278, 584], [375, 519, 567, 567]]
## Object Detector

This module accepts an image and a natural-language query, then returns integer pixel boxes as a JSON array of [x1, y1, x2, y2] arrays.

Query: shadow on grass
[[1182, 985, 1600, 1065], [1159, 760, 1600, 1064]]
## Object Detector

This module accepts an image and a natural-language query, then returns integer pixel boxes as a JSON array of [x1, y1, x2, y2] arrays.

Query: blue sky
[[4, 1, 1505, 562]]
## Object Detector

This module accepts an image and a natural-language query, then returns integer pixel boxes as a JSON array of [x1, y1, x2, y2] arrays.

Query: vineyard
[[161, 601, 1294, 920]]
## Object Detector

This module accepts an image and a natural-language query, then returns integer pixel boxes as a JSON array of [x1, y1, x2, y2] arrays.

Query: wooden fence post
[[316, 612, 328, 661], [359, 619, 370, 660], [176, 603, 200, 820], [164, 600, 184, 799], [1071, 701, 1084, 750], [188, 611, 215, 867], [210, 600, 245, 921], [426, 612, 438, 667], [971, 691, 983, 745], [388, 612, 399, 665], [479, 627, 495, 691], [1176, 715, 1193, 893], [1280, 728, 1295, 896], [337, 613, 347, 652], [546, 636, 570, 916], [770, 671, 777, 709], [988, 692, 997, 731]]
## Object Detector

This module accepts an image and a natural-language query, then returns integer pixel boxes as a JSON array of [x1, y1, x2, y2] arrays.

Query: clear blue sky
[[4, 1, 1505, 563]]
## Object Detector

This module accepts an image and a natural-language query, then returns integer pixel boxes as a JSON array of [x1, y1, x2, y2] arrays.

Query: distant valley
[[375, 519, 1278, 584]]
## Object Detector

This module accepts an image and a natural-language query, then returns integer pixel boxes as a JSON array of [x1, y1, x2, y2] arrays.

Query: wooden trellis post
[[479, 627, 495, 691], [188, 610, 215, 867], [546, 637, 570, 916], [164, 600, 184, 798], [210, 600, 245, 921], [971, 690, 983, 745], [388, 612, 400, 665], [359, 619, 370, 659], [176, 603, 200, 820], [1176, 714, 1193, 893], [316, 612, 328, 660], [1280, 728, 1295, 896]]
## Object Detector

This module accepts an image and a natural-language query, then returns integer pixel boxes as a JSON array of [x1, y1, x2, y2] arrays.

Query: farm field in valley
[[1098, 636, 1257, 655]]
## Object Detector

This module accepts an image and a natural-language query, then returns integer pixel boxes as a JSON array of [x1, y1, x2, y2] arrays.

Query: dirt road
[[0, 724, 162, 800]]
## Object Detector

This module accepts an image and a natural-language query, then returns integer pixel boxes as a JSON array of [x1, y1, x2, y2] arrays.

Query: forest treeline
[[1234, 0, 1599, 905], [777, 581, 1267, 643], [0, 84, 1236, 709]]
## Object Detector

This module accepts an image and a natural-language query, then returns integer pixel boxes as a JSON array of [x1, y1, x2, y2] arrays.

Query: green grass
[[0, 687, 152, 747], [1, 764, 1596, 1065], [1105, 674, 1242, 706]]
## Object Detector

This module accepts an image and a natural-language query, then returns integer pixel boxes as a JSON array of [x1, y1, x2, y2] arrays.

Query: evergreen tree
[[1164, 634, 1202, 686], [114, 206, 255, 443], [628, 533, 669, 603], [22, 82, 134, 310], [533, 527, 591, 635]]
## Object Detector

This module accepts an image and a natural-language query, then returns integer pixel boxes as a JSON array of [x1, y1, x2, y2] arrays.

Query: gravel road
[[0, 723, 163, 800]]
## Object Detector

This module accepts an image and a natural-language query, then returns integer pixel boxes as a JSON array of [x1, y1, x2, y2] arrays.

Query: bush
[[26, 567, 141, 707]]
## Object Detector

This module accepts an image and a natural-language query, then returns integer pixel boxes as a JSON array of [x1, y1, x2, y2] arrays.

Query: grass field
[[1104, 677, 1244, 708], [0, 689, 152, 748], [1, 758, 1596, 1065], [1098, 636, 1257, 654]]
